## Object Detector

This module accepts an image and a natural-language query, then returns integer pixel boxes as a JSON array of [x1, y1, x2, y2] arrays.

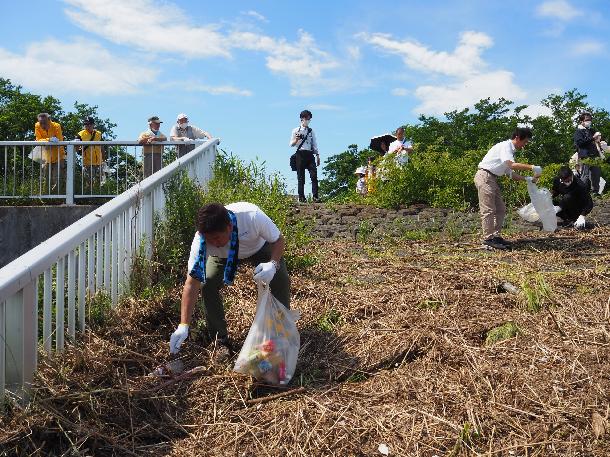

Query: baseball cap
[[594, 131, 602, 138], [148, 116, 163, 123], [176, 113, 188, 121]]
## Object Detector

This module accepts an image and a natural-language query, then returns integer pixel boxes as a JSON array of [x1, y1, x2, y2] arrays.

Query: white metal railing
[[0, 139, 218, 402], [0, 140, 207, 204]]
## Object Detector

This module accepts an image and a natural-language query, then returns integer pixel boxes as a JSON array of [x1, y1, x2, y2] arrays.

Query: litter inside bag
[[526, 181, 557, 232], [234, 283, 300, 385], [518, 202, 540, 223]]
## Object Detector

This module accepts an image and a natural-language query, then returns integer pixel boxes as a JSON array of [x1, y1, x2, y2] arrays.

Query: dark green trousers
[[200, 242, 290, 338]]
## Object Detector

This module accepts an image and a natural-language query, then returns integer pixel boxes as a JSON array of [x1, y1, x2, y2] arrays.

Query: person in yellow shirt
[[76, 117, 103, 187], [138, 116, 167, 177], [35, 113, 65, 191]]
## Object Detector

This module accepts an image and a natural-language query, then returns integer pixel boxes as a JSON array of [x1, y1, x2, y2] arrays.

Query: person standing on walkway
[[169, 113, 212, 158], [290, 110, 320, 202], [474, 127, 542, 250], [138, 116, 167, 177], [35, 113, 65, 192], [168, 202, 290, 361], [76, 117, 103, 188]]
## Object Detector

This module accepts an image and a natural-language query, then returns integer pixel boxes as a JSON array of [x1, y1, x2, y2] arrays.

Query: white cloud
[[242, 10, 268, 22], [360, 31, 493, 78], [181, 82, 253, 97], [537, 0, 582, 21], [391, 88, 409, 97], [519, 104, 553, 119], [414, 71, 526, 115], [62, 0, 343, 96], [307, 104, 342, 111], [0, 38, 157, 95], [570, 40, 605, 56]]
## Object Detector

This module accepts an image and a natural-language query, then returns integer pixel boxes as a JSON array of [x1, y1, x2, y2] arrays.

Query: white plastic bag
[[599, 177, 606, 195], [517, 202, 540, 223], [28, 146, 43, 163], [526, 180, 557, 232], [234, 283, 300, 385]]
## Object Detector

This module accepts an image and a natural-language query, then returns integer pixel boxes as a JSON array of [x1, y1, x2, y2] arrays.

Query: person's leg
[[296, 151, 307, 202], [590, 166, 601, 194], [143, 154, 152, 178], [153, 152, 163, 174], [305, 152, 319, 200], [493, 180, 506, 237], [200, 256, 229, 338], [474, 170, 497, 240], [248, 243, 291, 308], [580, 163, 592, 191]]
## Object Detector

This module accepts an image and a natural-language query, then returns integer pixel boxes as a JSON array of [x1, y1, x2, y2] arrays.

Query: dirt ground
[[2, 222, 610, 456]]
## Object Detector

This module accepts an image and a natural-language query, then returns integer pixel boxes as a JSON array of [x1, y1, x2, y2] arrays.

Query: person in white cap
[[354, 166, 367, 195], [170, 113, 213, 158]]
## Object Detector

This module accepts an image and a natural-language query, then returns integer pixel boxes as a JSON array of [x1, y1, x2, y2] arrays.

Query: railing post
[[66, 144, 74, 205]]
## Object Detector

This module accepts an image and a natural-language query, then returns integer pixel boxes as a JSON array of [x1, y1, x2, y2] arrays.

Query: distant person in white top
[[354, 166, 367, 195], [388, 127, 413, 165], [474, 127, 542, 250], [170, 113, 213, 158], [290, 110, 320, 202], [168, 202, 290, 361]]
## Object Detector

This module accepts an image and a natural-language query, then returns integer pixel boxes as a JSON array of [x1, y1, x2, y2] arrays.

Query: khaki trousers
[[143, 153, 163, 178], [474, 169, 506, 240]]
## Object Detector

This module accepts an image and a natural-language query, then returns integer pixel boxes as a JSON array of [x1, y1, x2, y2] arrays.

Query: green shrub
[[485, 322, 521, 345], [521, 274, 552, 313]]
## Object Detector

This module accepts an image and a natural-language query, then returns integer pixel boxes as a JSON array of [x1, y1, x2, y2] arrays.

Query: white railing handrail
[[0, 140, 207, 146], [0, 138, 219, 303]]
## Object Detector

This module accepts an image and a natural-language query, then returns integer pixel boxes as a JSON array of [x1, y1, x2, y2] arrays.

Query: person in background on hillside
[[354, 166, 367, 195], [388, 127, 413, 165], [169, 113, 213, 158], [551, 166, 593, 229], [35, 113, 65, 192], [75, 117, 103, 188], [290, 110, 320, 203], [474, 127, 543, 250], [168, 202, 291, 362], [574, 112, 602, 194], [138, 116, 167, 178], [593, 131, 607, 160]]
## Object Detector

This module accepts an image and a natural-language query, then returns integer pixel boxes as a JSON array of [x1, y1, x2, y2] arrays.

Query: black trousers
[[296, 150, 318, 201], [581, 164, 601, 193], [557, 193, 593, 222]]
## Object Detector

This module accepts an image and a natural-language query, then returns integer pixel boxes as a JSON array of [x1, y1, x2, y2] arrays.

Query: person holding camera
[[574, 112, 602, 194], [290, 110, 320, 203]]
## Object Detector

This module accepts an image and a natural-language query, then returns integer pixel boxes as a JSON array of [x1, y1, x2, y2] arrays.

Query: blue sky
[[1, 0, 609, 192]]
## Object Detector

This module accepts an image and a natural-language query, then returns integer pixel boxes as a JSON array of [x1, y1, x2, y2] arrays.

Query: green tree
[[319, 144, 376, 199]]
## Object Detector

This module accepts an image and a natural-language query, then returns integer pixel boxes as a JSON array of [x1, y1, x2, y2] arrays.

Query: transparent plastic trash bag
[[28, 146, 43, 163], [517, 202, 540, 223], [234, 283, 300, 385], [526, 180, 557, 232]]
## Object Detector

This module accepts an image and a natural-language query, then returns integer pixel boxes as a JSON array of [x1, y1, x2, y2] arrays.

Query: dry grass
[[2, 227, 610, 456]]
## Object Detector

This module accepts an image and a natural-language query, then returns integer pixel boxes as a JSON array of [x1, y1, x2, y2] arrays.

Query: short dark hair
[[511, 127, 533, 141], [300, 110, 312, 119], [578, 112, 592, 122], [197, 203, 230, 234], [558, 166, 573, 180]]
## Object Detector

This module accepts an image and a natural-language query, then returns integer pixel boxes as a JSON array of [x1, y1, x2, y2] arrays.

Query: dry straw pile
[[2, 228, 610, 456]]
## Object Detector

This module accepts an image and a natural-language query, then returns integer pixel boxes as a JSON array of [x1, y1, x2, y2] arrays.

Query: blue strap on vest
[[189, 210, 239, 285]]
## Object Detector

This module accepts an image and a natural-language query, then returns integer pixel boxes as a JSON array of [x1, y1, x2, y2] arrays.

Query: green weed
[[317, 309, 343, 332], [88, 292, 112, 328], [521, 274, 552, 313], [485, 322, 521, 346]]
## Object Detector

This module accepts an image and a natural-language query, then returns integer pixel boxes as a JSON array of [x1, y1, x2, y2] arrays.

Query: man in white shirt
[[290, 110, 320, 202], [169, 113, 212, 158], [474, 127, 542, 250], [168, 202, 290, 360], [388, 127, 413, 165]]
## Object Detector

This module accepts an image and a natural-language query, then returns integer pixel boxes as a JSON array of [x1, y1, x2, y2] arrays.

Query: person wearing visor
[[138, 116, 167, 177], [552, 166, 593, 229], [168, 202, 291, 362], [474, 127, 542, 250], [169, 113, 213, 158]]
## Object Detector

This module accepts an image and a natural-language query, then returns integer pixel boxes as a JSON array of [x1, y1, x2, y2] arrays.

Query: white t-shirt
[[290, 126, 318, 153], [187, 202, 281, 272], [388, 139, 412, 154], [478, 139, 516, 176], [169, 124, 210, 140]]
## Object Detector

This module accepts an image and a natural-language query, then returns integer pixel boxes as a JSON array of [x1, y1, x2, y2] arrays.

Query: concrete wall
[[0, 205, 99, 268]]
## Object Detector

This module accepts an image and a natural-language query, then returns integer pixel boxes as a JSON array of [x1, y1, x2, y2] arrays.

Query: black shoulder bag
[[290, 128, 311, 171]]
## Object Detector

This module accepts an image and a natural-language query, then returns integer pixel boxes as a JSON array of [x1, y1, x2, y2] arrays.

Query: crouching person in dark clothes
[[169, 202, 291, 361], [552, 166, 593, 229]]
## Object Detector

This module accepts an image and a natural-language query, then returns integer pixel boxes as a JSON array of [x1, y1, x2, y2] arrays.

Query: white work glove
[[532, 165, 542, 177], [169, 323, 189, 354], [525, 176, 533, 183], [574, 215, 586, 229], [49, 136, 59, 143], [253, 261, 277, 284], [553, 205, 561, 214]]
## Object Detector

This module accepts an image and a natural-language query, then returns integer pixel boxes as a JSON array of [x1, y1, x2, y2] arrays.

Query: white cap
[[593, 131, 602, 138], [176, 113, 188, 122], [354, 166, 366, 175]]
